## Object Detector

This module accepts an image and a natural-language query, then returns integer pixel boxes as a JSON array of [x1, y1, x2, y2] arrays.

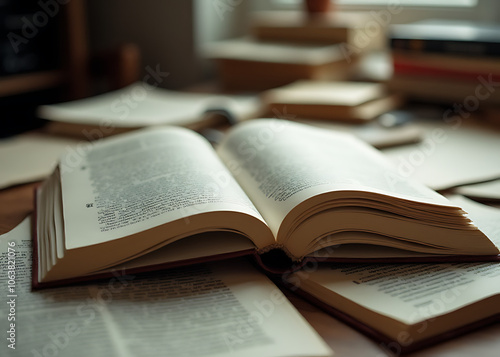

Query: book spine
[[390, 38, 500, 57], [392, 62, 500, 82]]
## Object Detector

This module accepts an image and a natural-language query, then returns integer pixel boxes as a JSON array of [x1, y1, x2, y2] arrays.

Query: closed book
[[390, 19, 500, 57], [203, 38, 356, 91]]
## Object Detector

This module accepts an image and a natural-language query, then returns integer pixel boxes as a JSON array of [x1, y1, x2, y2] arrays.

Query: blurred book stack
[[204, 10, 386, 91], [251, 10, 383, 47], [261, 80, 401, 123], [387, 20, 500, 106]]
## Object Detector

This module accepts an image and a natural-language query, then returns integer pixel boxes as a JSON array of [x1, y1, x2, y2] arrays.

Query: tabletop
[[1, 180, 499, 357]]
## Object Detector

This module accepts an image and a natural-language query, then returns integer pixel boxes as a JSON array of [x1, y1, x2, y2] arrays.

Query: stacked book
[[204, 11, 385, 91], [261, 80, 402, 123], [387, 19, 500, 105]]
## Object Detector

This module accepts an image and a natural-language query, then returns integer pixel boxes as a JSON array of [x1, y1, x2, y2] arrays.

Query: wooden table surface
[[1, 181, 499, 357]]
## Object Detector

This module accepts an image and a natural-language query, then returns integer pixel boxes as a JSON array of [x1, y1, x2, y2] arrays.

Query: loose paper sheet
[[382, 120, 500, 190], [0, 133, 78, 189], [0, 217, 332, 357], [38, 82, 260, 127]]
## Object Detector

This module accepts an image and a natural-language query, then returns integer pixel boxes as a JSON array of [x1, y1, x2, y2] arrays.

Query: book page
[[298, 119, 423, 149], [217, 119, 451, 237], [382, 120, 500, 190], [309, 195, 500, 259], [294, 260, 500, 327], [292, 196, 500, 333], [97, 231, 257, 273], [60, 127, 267, 249], [203, 37, 344, 65], [447, 195, 500, 248], [263, 80, 385, 107], [0, 218, 332, 357], [0, 133, 78, 189], [38, 82, 260, 127], [454, 179, 500, 201]]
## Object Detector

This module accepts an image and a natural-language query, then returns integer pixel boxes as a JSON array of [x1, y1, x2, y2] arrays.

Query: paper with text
[[0, 218, 332, 357]]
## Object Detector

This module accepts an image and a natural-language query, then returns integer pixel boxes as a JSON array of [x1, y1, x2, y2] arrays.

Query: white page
[[37, 82, 260, 127], [0, 133, 78, 189], [0, 218, 332, 357], [297, 119, 423, 149], [289, 197, 500, 326], [60, 126, 265, 249], [447, 195, 500, 247], [218, 119, 452, 237], [203, 37, 345, 65], [296, 261, 500, 326], [454, 179, 500, 201], [382, 120, 500, 190], [264, 80, 385, 106]]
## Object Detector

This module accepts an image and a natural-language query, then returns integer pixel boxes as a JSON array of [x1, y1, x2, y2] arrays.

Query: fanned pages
[[217, 120, 498, 258], [288, 196, 500, 352]]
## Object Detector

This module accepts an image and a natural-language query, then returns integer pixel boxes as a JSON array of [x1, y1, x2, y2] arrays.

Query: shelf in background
[[0, 70, 66, 98]]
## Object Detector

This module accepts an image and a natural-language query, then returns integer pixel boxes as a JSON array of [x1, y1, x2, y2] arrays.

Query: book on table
[[389, 19, 500, 57], [387, 19, 500, 105], [30, 119, 500, 353], [202, 38, 356, 91], [1, 219, 333, 357], [391, 50, 500, 82], [251, 10, 385, 49], [286, 194, 500, 354], [33, 119, 499, 288], [4, 198, 500, 355], [261, 80, 402, 123], [386, 73, 500, 105], [37, 81, 262, 138]]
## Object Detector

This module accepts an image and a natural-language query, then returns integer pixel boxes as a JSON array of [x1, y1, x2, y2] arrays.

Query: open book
[[33, 119, 500, 287], [287, 195, 500, 353], [37, 82, 262, 138]]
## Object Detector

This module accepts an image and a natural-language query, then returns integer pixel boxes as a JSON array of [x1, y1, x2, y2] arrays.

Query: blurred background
[[1, 0, 500, 136]]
